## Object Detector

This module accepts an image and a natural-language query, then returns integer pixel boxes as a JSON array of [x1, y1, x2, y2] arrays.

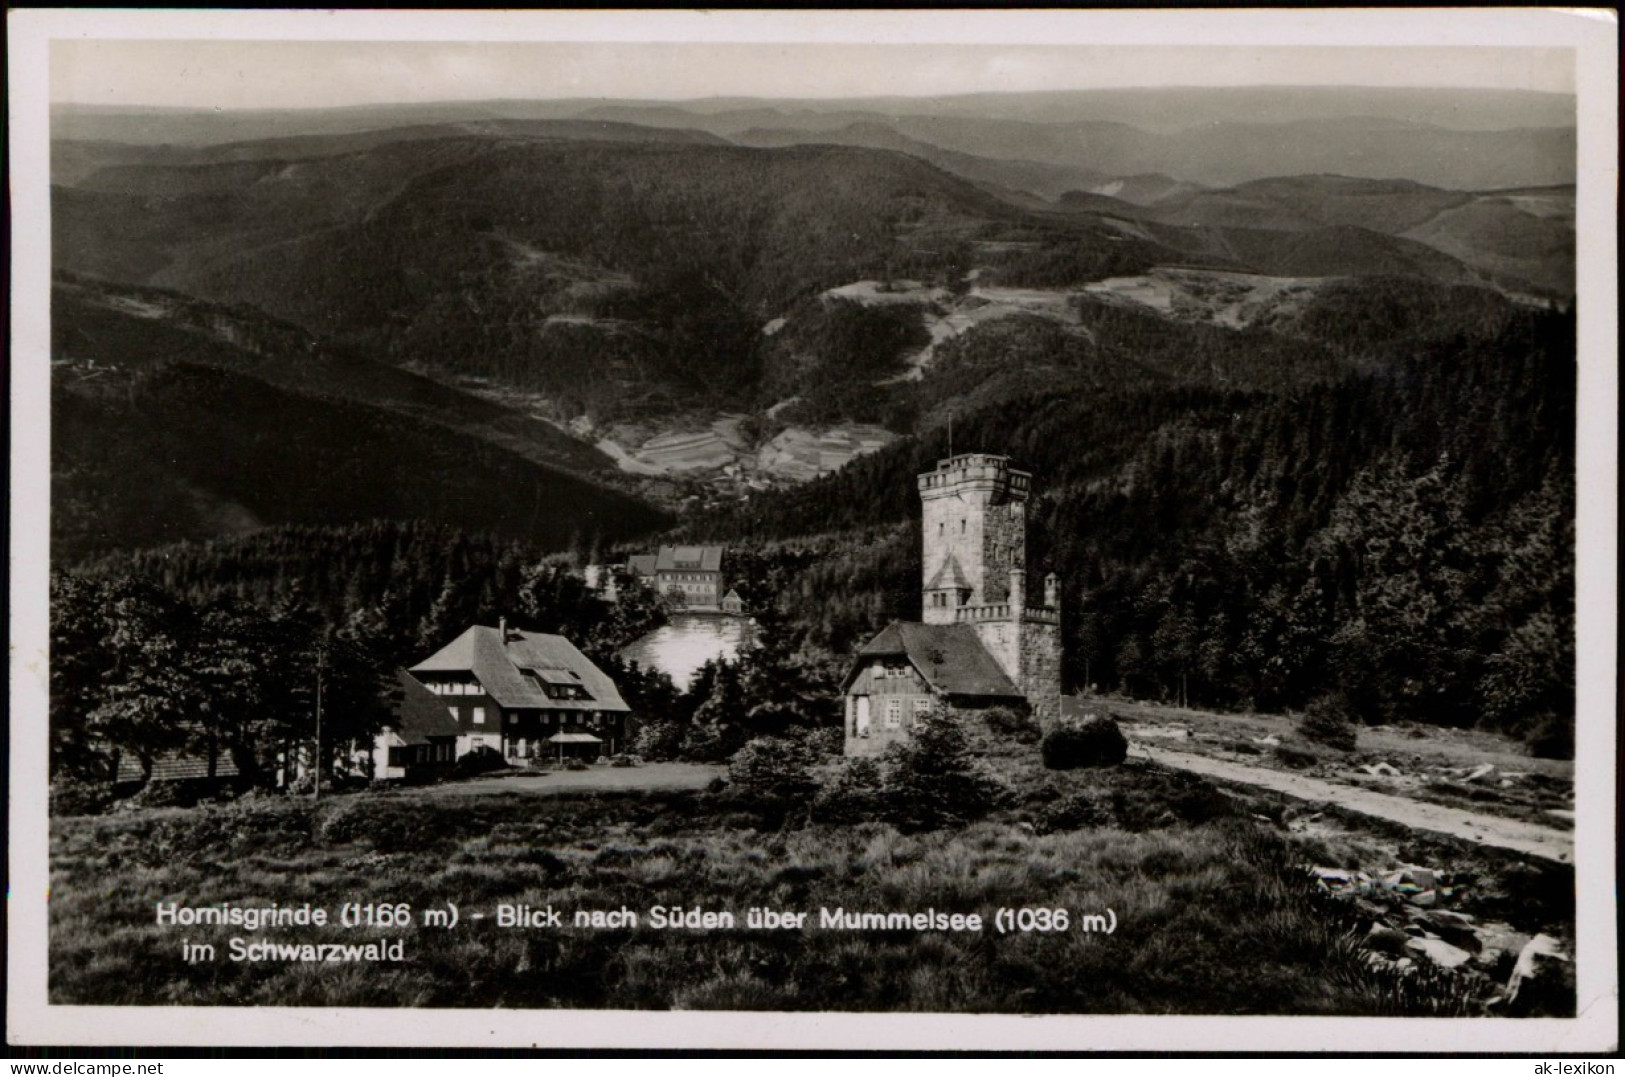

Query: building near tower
[[841, 453, 1063, 757]]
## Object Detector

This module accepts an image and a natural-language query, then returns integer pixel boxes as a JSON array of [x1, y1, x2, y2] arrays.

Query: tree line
[[54, 521, 677, 790]]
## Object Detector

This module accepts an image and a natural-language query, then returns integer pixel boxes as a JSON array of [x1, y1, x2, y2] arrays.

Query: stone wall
[[971, 618, 1022, 689], [981, 501, 1026, 604], [1020, 617, 1063, 726]]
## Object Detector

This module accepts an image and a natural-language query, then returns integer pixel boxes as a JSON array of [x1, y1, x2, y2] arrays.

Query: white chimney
[[1044, 573, 1060, 609], [499, 617, 508, 643]]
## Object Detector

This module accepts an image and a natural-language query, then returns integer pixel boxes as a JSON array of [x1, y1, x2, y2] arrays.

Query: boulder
[[1366, 923, 1410, 956], [1411, 910, 1481, 953], [1474, 924, 1533, 973], [1502, 934, 1574, 1016], [1406, 936, 1474, 969]]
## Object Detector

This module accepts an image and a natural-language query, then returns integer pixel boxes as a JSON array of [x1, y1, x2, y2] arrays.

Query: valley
[[48, 92, 1576, 539], [45, 88, 1577, 748], [34, 60, 1587, 1031]]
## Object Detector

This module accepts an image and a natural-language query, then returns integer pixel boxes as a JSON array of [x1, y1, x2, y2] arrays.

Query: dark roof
[[655, 545, 723, 573], [115, 750, 240, 784], [411, 626, 631, 713], [392, 671, 461, 744], [843, 621, 1022, 699], [627, 555, 658, 578]]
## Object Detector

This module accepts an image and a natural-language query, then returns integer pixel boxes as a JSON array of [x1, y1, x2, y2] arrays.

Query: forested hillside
[[696, 284, 1575, 750], [51, 278, 668, 563], [46, 95, 1578, 763]]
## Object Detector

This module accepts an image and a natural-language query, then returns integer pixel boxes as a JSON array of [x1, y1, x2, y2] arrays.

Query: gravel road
[[1134, 745, 1574, 864]]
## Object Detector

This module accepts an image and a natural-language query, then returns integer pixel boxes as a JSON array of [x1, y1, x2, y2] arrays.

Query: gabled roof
[[843, 621, 1022, 699], [925, 554, 972, 592], [115, 750, 240, 784], [655, 545, 723, 573], [392, 670, 461, 744], [411, 626, 631, 713]]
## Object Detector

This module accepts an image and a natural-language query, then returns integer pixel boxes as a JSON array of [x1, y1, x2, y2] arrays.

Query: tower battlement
[[917, 454, 1030, 501]]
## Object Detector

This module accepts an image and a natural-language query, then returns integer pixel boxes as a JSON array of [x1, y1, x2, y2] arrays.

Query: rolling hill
[[1133, 175, 1574, 296], [51, 278, 670, 562], [47, 115, 1561, 515], [54, 85, 1575, 192], [731, 121, 1110, 202], [52, 135, 1194, 421]]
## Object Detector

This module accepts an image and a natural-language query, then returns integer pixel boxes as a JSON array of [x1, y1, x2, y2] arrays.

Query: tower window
[[960, 520, 966, 534]]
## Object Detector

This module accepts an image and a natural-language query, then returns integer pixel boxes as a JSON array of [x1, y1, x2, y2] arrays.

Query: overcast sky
[[51, 38, 1575, 110]]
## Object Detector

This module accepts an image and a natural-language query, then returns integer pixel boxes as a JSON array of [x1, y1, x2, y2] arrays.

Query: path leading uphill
[[1133, 744, 1574, 864]]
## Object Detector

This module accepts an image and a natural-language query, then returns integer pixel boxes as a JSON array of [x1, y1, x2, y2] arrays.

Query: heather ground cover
[[49, 763, 1519, 1015]]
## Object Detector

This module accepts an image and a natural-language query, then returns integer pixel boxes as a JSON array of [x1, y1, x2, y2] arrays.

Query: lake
[[619, 613, 758, 690]]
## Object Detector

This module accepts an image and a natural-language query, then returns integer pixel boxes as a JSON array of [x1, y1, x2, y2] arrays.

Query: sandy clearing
[[1134, 744, 1573, 864]]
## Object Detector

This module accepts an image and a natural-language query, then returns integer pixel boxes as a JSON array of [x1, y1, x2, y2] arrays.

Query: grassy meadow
[[50, 764, 1499, 1015]]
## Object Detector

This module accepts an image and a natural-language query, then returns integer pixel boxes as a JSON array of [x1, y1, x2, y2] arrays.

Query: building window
[[885, 699, 902, 727], [961, 519, 966, 533], [473, 707, 486, 725], [914, 698, 932, 715]]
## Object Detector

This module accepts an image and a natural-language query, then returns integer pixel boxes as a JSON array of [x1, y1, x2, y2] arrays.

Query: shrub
[[1524, 714, 1573, 760], [1299, 693, 1358, 752], [609, 754, 640, 768], [883, 712, 1010, 831], [810, 757, 888, 825], [634, 720, 685, 761], [1273, 743, 1319, 769], [1037, 791, 1110, 833], [983, 705, 1042, 744], [451, 746, 507, 779], [726, 737, 819, 806], [124, 778, 212, 808], [50, 775, 114, 817], [565, 759, 590, 771], [679, 722, 730, 763], [1042, 714, 1127, 769], [801, 725, 846, 758], [315, 800, 371, 845]]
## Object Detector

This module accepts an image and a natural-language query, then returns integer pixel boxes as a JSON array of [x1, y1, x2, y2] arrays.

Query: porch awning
[[547, 732, 603, 744]]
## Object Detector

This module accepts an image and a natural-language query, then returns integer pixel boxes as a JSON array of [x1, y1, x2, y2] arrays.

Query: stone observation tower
[[917, 453, 1062, 717]]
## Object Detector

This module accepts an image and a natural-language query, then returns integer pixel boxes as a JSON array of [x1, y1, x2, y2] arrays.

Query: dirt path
[[1134, 745, 1574, 864]]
